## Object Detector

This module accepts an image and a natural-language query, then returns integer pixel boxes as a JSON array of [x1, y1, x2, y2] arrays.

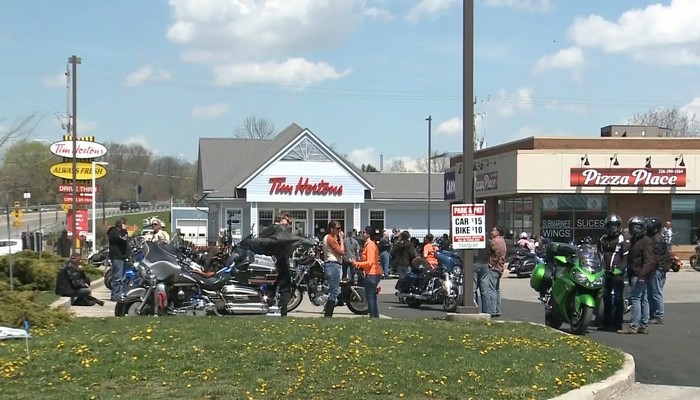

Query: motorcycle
[[689, 240, 700, 272], [285, 243, 369, 315], [396, 249, 464, 312], [530, 242, 605, 335], [114, 241, 269, 317], [507, 246, 540, 278], [88, 245, 111, 267]]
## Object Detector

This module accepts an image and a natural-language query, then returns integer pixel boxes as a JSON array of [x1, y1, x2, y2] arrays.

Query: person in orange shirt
[[352, 226, 383, 318], [423, 234, 439, 268]]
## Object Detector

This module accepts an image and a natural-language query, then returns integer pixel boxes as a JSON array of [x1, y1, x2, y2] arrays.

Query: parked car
[[0, 239, 23, 255], [119, 201, 141, 211]]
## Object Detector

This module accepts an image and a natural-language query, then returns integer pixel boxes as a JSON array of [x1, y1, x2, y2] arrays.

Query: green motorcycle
[[530, 243, 605, 335]]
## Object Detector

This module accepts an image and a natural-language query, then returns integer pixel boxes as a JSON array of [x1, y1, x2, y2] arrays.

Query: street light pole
[[68, 55, 81, 254], [426, 115, 432, 236], [457, 0, 478, 313], [91, 161, 108, 256]]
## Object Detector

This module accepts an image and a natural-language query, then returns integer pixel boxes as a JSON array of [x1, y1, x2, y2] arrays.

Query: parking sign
[[451, 204, 486, 249]]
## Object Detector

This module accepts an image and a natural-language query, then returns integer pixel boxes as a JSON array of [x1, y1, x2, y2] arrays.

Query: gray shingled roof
[[362, 172, 444, 200], [198, 123, 440, 200]]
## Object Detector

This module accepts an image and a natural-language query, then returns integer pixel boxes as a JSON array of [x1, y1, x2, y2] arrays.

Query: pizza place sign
[[570, 168, 686, 187]]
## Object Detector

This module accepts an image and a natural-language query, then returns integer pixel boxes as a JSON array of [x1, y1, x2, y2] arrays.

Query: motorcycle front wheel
[[286, 287, 304, 312], [103, 267, 113, 290], [115, 300, 153, 317], [442, 293, 461, 312], [346, 286, 369, 315], [569, 305, 594, 335], [690, 255, 700, 271]]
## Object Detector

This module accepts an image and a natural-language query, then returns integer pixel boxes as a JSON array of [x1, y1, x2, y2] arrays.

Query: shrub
[[0, 290, 74, 328], [0, 251, 65, 291]]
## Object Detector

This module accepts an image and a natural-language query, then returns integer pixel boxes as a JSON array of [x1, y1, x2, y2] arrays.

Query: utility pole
[[426, 115, 432, 236], [68, 55, 81, 254], [457, 0, 478, 314]]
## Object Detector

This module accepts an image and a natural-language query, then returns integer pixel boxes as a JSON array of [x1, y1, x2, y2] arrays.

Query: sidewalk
[[54, 278, 393, 319], [612, 383, 700, 399]]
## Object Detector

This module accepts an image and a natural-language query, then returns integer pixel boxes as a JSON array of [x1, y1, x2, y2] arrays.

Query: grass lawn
[[0, 318, 624, 400]]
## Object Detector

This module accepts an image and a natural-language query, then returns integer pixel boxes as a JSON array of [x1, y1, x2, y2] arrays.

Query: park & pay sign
[[451, 204, 486, 250]]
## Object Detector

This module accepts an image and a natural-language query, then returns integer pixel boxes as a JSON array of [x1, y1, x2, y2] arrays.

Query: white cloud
[[407, 0, 458, 22], [42, 73, 66, 88], [483, 0, 551, 12], [532, 46, 584, 74], [489, 87, 534, 118], [123, 135, 150, 149], [348, 147, 377, 168], [568, 0, 700, 66], [385, 156, 420, 172], [365, 7, 393, 22], [124, 66, 173, 87], [437, 117, 462, 136], [213, 58, 351, 87], [681, 97, 700, 119], [191, 103, 229, 119]]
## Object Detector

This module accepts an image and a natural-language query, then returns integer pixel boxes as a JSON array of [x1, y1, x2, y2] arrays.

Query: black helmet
[[628, 216, 646, 238], [604, 214, 622, 236], [646, 217, 662, 235]]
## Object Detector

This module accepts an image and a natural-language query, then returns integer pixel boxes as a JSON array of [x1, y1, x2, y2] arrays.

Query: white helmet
[[519, 232, 528, 239]]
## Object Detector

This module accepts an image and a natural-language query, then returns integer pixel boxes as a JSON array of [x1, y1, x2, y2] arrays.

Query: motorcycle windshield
[[576, 244, 602, 273]]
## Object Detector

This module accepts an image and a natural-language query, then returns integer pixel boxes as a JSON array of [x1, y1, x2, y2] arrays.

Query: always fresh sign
[[570, 168, 686, 187]]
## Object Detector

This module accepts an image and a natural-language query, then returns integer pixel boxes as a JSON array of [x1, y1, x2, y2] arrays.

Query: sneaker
[[637, 327, 650, 334], [650, 318, 664, 325], [617, 325, 638, 334]]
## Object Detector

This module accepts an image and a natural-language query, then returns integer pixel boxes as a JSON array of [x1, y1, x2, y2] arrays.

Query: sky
[[2, 0, 700, 170]]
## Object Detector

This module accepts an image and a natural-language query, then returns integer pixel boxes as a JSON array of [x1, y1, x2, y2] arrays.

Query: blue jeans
[[363, 275, 381, 318], [111, 259, 126, 297], [324, 262, 342, 304], [480, 269, 501, 316], [628, 275, 649, 330], [380, 251, 391, 277], [647, 269, 666, 320], [473, 263, 489, 309]]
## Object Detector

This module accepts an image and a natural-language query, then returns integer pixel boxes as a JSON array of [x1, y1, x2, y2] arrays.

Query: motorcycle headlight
[[452, 266, 462, 276], [573, 270, 604, 288]]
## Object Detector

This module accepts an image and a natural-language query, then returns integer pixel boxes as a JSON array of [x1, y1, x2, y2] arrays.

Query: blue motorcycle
[[395, 248, 464, 312]]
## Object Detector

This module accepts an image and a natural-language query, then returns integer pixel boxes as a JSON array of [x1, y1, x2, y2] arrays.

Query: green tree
[[361, 164, 379, 172], [0, 139, 56, 205]]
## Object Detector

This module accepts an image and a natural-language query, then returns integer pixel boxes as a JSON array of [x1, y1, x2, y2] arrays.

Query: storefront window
[[258, 210, 274, 234], [280, 210, 308, 236], [313, 210, 345, 238], [540, 195, 607, 243], [224, 209, 242, 237], [369, 210, 385, 236], [671, 195, 700, 244], [497, 197, 533, 245]]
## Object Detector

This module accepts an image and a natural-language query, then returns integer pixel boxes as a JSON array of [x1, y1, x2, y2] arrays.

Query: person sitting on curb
[[55, 253, 105, 306]]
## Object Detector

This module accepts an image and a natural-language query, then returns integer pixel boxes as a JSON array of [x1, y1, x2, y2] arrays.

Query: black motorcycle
[[114, 241, 269, 317], [507, 247, 540, 278], [690, 240, 700, 272], [285, 243, 369, 315], [396, 254, 463, 312]]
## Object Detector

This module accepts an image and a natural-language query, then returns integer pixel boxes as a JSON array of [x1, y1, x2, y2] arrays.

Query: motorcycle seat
[[191, 274, 228, 291]]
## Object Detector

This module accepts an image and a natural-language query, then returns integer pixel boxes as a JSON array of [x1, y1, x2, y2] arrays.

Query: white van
[[0, 239, 22, 256]]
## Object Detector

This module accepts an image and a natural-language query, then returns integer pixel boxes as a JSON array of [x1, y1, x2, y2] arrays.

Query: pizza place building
[[445, 125, 700, 246], [196, 123, 448, 242]]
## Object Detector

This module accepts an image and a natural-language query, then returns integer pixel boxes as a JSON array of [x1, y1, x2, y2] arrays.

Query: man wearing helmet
[[618, 216, 655, 334], [645, 217, 667, 324], [516, 232, 533, 252], [598, 214, 629, 332]]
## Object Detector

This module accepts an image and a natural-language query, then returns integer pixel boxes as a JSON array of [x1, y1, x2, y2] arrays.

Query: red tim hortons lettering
[[268, 177, 343, 196]]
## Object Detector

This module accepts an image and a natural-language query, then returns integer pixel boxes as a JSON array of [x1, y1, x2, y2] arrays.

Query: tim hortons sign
[[268, 177, 343, 196], [570, 168, 686, 187], [50, 140, 107, 159]]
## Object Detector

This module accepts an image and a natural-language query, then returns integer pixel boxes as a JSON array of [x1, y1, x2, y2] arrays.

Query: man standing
[[107, 218, 130, 301], [378, 230, 392, 279], [145, 218, 170, 243], [646, 217, 667, 325], [662, 221, 673, 247], [259, 213, 293, 317], [483, 227, 506, 317], [618, 216, 654, 334], [343, 229, 360, 280], [598, 214, 629, 332]]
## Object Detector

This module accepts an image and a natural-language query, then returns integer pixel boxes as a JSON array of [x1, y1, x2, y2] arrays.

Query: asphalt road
[[378, 272, 700, 387]]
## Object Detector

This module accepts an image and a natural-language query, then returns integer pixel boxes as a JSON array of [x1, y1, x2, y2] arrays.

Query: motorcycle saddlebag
[[529, 263, 552, 292]]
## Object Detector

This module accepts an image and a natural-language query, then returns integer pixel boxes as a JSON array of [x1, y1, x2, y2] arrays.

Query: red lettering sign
[[268, 177, 343, 196], [570, 168, 686, 187], [66, 209, 89, 237], [58, 184, 99, 194]]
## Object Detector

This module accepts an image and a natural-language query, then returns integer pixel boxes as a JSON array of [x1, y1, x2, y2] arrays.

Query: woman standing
[[353, 226, 383, 318], [322, 220, 345, 317]]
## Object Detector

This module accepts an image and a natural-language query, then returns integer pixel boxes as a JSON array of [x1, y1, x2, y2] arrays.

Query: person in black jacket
[[391, 230, 416, 281], [108, 217, 130, 301], [618, 216, 654, 335], [259, 213, 293, 317], [55, 253, 104, 306], [598, 214, 629, 332], [646, 217, 667, 324]]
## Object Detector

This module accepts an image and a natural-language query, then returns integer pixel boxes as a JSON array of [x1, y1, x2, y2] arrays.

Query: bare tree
[[415, 151, 449, 172], [628, 108, 700, 137], [233, 116, 276, 139], [0, 113, 39, 153], [389, 159, 408, 172]]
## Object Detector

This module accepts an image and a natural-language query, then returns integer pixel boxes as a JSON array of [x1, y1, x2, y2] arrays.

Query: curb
[[549, 352, 635, 400], [50, 277, 105, 309]]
